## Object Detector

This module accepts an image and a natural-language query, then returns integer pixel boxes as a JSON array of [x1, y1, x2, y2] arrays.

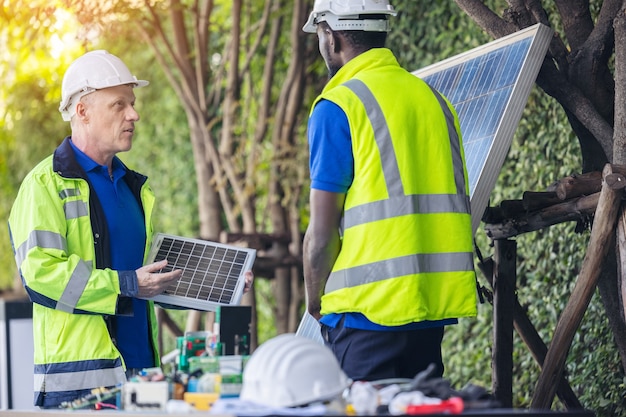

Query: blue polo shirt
[[70, 140, 153, 368], [308, 100, 456, 331]]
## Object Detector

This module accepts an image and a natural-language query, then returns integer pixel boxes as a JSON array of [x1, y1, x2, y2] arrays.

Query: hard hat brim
[[134, 80, 149, 88], [302, 12, 317, 33]]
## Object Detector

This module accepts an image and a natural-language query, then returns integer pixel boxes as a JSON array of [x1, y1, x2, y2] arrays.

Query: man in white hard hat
[[302, 0, 477, 382], [8, 50, 185, 409]]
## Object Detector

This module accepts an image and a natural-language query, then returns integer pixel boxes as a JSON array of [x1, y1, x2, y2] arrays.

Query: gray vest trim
[[15, 230, 67, 268], [34, 366, 125, 392], [64, 200, 88, 220], [343, 79, 404, 197], [325, 252, 475, 293], [427, 85, 467, 196], [59, 188, 80, 199], [56, 260, 93, 313], [343, 193, 471, 229]]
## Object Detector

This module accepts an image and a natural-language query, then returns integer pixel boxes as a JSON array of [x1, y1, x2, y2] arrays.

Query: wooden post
[[492, 239, 516, 408], [476, 258, 583, 409], [613, 5, 626, 372], [531, 164, 622, 409], [618, 211, 626, 366]]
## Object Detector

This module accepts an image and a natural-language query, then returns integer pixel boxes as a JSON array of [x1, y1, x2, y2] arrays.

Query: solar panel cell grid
[[144, 233, 256, 311]]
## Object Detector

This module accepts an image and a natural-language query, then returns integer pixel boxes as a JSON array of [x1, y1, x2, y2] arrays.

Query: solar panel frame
[[297, 23, 553, 343], [143, 233, 256, 311]]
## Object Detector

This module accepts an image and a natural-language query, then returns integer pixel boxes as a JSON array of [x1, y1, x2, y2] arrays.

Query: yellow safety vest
[[312, 48, 477, 326], [8, 138, 158, 407]]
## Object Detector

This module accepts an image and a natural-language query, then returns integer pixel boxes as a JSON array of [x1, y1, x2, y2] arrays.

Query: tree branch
[[553, 0, 593, 51], [614, 3, 626, 163], [566, 0, 619, 121], [192, 0, 212, 113], [535, 58, 614, 160], [454, 0, 517, 38], [484, 192, 599, 240], [167, 0, 200, 103], [240, 0, 272, 78]]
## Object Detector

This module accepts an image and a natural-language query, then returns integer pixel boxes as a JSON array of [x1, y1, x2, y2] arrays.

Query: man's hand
[[243, 271, 254, 293], [136, 260, 182, 298], [307, 303, 323, 321]]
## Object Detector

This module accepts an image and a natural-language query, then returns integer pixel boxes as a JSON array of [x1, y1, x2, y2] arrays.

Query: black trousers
[[322, 320, 445, 382]]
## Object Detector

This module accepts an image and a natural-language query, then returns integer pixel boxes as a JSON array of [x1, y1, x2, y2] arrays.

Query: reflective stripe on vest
[[14, 229, 93, 313], [14, 230, 67, 268], [59, 188, 81, 199], [326, 79, 472, 293], [34, 358, 125, 392], [326, 252, 475, 292], [64, 200, 89, 220], [57, 259, 93, 313]]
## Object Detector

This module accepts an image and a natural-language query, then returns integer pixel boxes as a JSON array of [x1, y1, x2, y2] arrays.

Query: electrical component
[[121, 381, 169, 411]]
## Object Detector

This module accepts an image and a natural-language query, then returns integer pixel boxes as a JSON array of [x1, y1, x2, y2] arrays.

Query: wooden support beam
[[531, 164, 623, 410], [492, 239, 516, 408], [554, 171, 602, 200], [485, 192, 599, 240], [522, 191, 561, 212]]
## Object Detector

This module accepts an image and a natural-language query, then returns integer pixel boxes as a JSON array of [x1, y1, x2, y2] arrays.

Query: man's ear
[[322, 25, 341, 54], [75, 101, 89, 122], [331, 31, 341, 54]]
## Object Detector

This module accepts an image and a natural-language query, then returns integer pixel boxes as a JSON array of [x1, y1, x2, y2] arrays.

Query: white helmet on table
[[302, 0, 397, 33], [59, 50, 148, 121], [239, 333, 351, 408]]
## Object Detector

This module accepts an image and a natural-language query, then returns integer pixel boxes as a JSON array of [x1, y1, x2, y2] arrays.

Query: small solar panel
[[143, 233, 256, 311], [297, 23, 553, 343], [296, 311, 324, 344]]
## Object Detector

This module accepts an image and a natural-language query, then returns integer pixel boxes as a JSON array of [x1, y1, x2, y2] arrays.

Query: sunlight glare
[[49, 8, 81, 59]]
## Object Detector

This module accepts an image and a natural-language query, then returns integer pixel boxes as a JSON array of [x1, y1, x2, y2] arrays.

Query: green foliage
[[0, 2, 83, 289], [255, 278, 278, 345]]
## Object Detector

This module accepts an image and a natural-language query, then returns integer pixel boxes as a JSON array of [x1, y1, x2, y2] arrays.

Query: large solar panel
[[297, 23, 553, 342], [143, 233, 256, 311]]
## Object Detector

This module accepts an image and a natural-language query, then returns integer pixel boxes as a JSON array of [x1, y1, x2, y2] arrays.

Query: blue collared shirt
[[70, 140, 153, 368]]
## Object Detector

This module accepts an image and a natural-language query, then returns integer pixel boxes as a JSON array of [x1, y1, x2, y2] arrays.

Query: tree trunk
[[268, 0, 310, 334], [608, 4, 626, 372], [189, 117, 222, 240]]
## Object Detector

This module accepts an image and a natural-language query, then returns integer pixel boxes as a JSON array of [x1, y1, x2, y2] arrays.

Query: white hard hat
[[239, 333, 351, 408], [302, 0, 397, 33], [59, 50, 149, 121]]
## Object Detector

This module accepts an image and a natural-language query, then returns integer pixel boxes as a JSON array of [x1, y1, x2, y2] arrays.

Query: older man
[[8, 50, 183, 408]]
